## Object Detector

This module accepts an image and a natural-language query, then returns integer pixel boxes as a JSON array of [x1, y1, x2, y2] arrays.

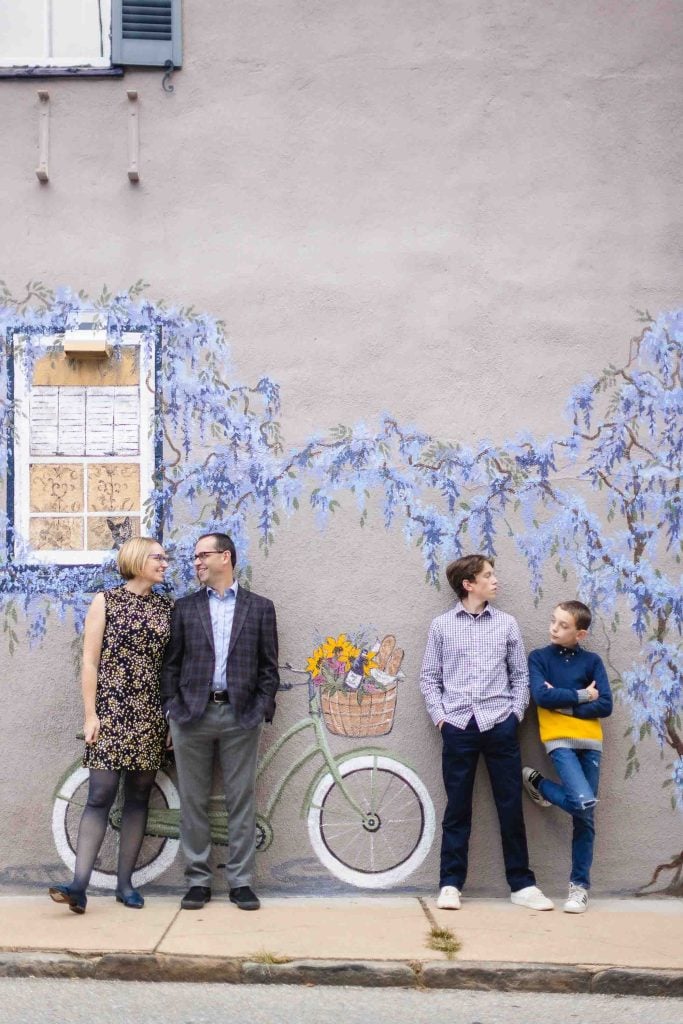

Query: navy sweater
[[528, 644, 613, 751]]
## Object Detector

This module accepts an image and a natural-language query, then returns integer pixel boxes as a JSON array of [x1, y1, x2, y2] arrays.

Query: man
[[419, 553, 553, 911], [161, 532, 279, 911]]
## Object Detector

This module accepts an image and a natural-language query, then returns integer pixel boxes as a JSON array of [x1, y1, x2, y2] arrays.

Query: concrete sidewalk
[[0, 893, 681, 996]]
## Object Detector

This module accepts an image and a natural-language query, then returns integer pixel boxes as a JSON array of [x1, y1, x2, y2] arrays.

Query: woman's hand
[[83, 714, 101, 745]]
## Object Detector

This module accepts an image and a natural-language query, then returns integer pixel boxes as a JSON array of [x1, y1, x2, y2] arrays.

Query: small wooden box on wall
[[63, 328, 110, 359]]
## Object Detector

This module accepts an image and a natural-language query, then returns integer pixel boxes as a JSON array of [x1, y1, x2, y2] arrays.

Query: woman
[[49, 536, 171, 912]]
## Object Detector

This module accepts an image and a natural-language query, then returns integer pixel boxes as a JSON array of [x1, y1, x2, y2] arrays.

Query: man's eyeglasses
[[148, 554, 171, 564], [194, 550, 221, 562]]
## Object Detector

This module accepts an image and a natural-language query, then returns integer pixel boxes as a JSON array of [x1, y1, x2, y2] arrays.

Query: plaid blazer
[[160, 586, 280, 728]]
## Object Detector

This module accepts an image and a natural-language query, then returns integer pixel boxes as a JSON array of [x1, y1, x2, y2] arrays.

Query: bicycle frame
[[259, 675, 419, 824], [53, 674, 421, 846]]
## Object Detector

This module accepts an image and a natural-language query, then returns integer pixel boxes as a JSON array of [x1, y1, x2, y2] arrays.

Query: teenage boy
[[420, 554, 553, 911], [523, 601, 613, 914]]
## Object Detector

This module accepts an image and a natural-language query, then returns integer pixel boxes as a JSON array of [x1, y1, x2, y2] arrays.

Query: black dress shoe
[[229, 885, 260, 911], [48, 884, 87, 914], [181, 885, 212, 910]]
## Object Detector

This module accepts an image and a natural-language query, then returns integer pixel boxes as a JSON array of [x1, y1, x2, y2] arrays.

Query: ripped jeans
[[538, 747, 601, 890]]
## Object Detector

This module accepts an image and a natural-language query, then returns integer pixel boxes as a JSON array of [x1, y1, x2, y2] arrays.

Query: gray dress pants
[[170, 703, 262, 888]]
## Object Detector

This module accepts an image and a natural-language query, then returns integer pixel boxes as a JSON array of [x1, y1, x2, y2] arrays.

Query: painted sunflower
[[306, 633, 376, 684]]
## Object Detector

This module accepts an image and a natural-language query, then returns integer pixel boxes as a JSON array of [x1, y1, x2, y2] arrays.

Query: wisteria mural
[[1, 282, 681, 892]]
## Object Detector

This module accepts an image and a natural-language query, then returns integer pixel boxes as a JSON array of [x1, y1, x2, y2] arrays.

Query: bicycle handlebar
[[279, 662, 313, 688]]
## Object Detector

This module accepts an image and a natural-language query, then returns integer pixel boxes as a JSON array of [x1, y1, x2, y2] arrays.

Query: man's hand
[[543, 681, 554, 689], [437, 720, 445, 731], [586, 681, 599, 701]]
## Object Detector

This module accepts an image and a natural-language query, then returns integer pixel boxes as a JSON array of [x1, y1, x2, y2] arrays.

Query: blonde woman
[[49, 537, 171, 913]]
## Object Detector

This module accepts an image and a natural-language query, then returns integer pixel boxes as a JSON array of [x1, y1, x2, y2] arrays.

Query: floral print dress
[[83, 586, 171, 772]]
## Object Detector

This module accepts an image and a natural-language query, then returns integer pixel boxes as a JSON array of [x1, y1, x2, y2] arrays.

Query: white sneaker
[[563, 884, 588, 914], [510, 885, 554, 911], [436, 885, 461, 910], [522, 767, 551, 807]]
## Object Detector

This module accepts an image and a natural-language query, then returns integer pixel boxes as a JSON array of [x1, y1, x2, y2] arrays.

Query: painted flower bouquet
[[306, 632, 405, 737]]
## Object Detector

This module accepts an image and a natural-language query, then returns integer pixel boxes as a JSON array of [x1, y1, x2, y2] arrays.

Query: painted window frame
[[0, 1, 113, 70], [6, 325, 163, 567]]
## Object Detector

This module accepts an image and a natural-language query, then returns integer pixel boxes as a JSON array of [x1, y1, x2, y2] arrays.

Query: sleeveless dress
[[83, 586, 171, 772]]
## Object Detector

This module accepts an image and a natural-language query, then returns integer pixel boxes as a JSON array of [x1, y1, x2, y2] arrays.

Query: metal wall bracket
[[162, 60, 175, 93], [127, 90, 140, 183], [35, 90, 49, 182]]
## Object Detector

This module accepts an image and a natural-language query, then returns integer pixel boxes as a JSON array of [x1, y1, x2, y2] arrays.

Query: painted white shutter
[[111, 0, 182, 68]]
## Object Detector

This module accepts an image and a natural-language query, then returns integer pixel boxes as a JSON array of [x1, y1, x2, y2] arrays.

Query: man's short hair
[[197, 532, 237, 568], [556, 600, 592, 631], [445, 554, 494, 599]]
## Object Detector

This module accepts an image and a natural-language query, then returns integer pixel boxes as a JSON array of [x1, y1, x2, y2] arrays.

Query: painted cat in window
[[106, 517, 133, 548]]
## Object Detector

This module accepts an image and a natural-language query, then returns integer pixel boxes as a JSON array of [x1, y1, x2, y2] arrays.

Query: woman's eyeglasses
[[148, 554, 171, 564]]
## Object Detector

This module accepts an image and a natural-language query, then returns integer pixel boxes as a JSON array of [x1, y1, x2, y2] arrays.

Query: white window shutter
[[112, 1, 182, 68]]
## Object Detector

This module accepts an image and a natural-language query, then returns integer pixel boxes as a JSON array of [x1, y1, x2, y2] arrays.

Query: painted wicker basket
[[320, 682, 398, 737]]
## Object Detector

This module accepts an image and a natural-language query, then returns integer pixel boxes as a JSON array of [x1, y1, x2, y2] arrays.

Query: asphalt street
[[1, 980, 682, 1024]]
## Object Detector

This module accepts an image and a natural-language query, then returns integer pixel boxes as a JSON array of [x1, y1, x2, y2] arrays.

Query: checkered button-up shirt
[[419, 602, 530, 731]]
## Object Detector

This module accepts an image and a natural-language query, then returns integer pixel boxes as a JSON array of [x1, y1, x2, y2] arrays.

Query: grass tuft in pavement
[[427, 925, 461, 959], [247, 950, 293, 965]]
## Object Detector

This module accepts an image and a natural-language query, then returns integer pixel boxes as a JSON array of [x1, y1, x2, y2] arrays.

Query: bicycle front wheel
[[51, 766, 180, 890], [307, 755, 435, 888]]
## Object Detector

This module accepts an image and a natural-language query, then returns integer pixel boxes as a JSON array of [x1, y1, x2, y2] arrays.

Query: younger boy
[[523, 601, 613, 914]]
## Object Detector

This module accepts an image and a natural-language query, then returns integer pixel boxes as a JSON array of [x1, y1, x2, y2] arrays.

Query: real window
[[0, 1, 112, 69], [0, 1, 182, 73]]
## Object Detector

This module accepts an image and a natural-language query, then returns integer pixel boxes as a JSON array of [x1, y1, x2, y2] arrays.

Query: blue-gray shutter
[[112, 0, 182, 68]]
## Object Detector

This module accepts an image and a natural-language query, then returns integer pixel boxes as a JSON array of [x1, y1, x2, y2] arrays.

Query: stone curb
[[0, 953, 680, 997], [421, 960, 594, 993], [242, 960, 416, 987]]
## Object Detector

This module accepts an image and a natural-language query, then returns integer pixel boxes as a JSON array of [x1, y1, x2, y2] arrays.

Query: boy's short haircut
[[446, 554, 494, 599], [556, 600, 592, 631]]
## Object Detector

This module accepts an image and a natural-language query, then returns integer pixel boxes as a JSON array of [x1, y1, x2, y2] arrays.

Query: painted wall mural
[[1, 282, 681, 893], [51, 655, 435, 891]]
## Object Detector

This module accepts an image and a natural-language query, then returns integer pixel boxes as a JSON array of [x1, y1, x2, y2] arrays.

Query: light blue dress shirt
[[207, 581, 238, 691]]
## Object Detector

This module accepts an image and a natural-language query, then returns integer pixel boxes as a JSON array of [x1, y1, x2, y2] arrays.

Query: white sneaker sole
[[510, 894, 554, 911]]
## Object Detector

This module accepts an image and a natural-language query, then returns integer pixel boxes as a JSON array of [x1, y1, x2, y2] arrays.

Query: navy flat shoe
[[115, 889, 144, 909], [49, 884, 87, 914]]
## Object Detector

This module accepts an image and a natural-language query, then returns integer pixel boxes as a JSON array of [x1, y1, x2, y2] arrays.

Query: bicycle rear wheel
[[51, 765, 180, 889], [307, 755, 435, 888]]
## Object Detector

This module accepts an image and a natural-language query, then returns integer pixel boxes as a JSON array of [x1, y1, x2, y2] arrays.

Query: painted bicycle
[[51, 665, 435, 890]]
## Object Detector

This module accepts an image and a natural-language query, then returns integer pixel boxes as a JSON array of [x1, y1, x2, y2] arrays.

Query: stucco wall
[[1, 1, 681, 896]]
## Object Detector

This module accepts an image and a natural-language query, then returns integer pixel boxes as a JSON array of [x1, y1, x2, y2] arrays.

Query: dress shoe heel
[[48, 884, 87, 914], [115, 889, 145, 909]]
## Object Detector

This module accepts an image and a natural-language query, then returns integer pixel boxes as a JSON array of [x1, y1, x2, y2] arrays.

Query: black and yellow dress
[[84, 586, 171, 772]]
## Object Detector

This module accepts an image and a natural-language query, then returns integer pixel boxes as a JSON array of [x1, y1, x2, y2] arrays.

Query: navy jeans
[[440, 715, 536, 892], [538, 747, 601, 890]]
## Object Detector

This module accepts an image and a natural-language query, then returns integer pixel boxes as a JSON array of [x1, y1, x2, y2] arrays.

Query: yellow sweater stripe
[[537, 707, 603, 745]]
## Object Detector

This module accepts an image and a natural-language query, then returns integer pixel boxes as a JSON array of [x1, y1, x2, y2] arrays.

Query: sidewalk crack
[[153, 904, 182, 954], [417, 895, 438, 929]]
